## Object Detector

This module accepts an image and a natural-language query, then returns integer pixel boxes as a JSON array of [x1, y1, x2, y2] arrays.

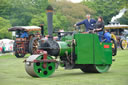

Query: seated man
[[104, 29, 111, 43], [21, 31, 28, 38]]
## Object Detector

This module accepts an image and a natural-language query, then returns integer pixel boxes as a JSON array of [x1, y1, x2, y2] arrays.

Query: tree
[[82, 0, 122, 24], [117, 0, 128, 24], [0, 0, 49, 26], [9, 0, 49, 26], [118, 11, 128, 25], [50, 1, 94, 30], [0, 17, 12, 39], [0, 0, 12, 19], [29, 12, 70, 34]]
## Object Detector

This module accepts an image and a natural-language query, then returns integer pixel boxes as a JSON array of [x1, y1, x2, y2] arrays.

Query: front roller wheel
[[25, 55, 56, 77], [80, 64, 111, 73]]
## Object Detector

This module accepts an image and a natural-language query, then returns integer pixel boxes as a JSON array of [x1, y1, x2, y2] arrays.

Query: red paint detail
[[36, 50, 44, 54], [104, 45, 110, 48], [33, 60, 38, 63], [43, 51, 47, 68]]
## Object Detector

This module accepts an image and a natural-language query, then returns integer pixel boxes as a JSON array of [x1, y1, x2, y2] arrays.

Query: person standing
[[74, 14, 96, 32], [94, 16, 104, 42], [40, 24, 45, 37]]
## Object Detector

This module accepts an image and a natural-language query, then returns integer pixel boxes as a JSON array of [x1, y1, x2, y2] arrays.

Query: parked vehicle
[[8, 26, 42, 58], [105, 24, 128, 50]]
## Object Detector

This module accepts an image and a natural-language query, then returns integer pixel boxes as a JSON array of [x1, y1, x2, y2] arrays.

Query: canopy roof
[[8, 26, 41, 31], [105, 24, 128, 29]]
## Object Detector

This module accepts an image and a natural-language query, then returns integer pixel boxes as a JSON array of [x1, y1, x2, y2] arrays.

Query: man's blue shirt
[[21, 32, 28, 38], [76, 19, 96, 32]]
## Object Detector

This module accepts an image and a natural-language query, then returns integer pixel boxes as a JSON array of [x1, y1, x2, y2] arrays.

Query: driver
[[21, 31, 28, 38], [74, 14, 96, 32]]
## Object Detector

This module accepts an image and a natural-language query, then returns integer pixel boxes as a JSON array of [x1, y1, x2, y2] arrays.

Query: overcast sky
[[68, 0, 83, 3]]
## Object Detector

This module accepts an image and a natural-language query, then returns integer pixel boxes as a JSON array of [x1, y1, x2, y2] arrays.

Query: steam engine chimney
[[46, 5, 53, 40]]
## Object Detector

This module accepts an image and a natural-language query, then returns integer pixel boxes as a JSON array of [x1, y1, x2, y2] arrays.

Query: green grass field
[[0, 49, 128, 85]]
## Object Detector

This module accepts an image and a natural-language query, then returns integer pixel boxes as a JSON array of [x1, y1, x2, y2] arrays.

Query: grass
[[0, 49, 128, 85]]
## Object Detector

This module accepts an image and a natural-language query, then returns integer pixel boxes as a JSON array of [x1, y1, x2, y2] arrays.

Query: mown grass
[[0, 49, 128, 85]]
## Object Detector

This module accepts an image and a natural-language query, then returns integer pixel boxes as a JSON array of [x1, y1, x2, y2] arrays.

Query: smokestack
[[46, 5, 53, 40]]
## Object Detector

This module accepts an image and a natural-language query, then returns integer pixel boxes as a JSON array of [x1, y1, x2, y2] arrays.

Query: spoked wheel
[[15, 52, 25, 58], [29, 37, 39, 54], [111, 38, 117, 56], [80, 64, 111, 73], [25, 55, 56, 77], [120, 39, 127, 50]]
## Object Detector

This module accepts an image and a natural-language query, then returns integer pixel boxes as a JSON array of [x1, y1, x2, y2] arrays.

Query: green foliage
[[0, 0, 12, 19], [9, 0, 48, 26], [118, 0, 128, 8], [0, 0, 48, 26], [51, 1, 94, 30], [82, 0, 122, 24], [117, 0, 128, 24], [0, 0, 48, 38], [0, 17, 12, 39], [29, 12, 70, 34], [118, 11, 128, 25], [0, 0, 128, 38]]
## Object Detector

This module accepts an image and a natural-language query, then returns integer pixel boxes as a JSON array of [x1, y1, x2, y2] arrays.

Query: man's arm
[[75, 20, 85, 26]]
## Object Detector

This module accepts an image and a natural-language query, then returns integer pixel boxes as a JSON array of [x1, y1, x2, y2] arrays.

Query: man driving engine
[[74, 14, 96, 32]]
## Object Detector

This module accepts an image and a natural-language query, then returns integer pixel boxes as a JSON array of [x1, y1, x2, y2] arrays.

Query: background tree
[[0, 17, 12, 39], [82, 0, 128, 24], [0, 0, 49, 39], [0, 0, 128, 39], [8, 0, 49, 26], [82, 0, 122, 24], [29, 12, 70, 34], [50, 1, 94, 30], [118, 0, 128, 24]]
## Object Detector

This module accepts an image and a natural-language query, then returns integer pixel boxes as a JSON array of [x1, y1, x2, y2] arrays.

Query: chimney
[[46, 5, 53, 40]]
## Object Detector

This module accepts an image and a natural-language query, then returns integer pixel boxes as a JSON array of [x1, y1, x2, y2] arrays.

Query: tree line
[[0, 0, 127, 39]]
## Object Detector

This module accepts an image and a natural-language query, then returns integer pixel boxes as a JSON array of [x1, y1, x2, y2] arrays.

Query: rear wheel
[[80, 64, 111, 73], [29, 37, 39, 54], [15, 52, 25, 58], [111, 38, 117, 56], [120, 39, 127, 50]]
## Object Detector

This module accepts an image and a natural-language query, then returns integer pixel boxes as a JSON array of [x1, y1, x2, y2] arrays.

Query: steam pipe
[[46, 5, 53, 40]]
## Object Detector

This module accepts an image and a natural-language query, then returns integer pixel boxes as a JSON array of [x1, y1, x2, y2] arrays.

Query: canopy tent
[[8, 26, 41, 31], [105, 24, 128, 29]]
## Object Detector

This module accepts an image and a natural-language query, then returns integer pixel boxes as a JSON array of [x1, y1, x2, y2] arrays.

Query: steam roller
[[24, 5, 117, 78]]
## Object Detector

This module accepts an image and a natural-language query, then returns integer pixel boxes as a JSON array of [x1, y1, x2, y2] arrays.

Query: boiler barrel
[[57, 41, 71, 56]]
